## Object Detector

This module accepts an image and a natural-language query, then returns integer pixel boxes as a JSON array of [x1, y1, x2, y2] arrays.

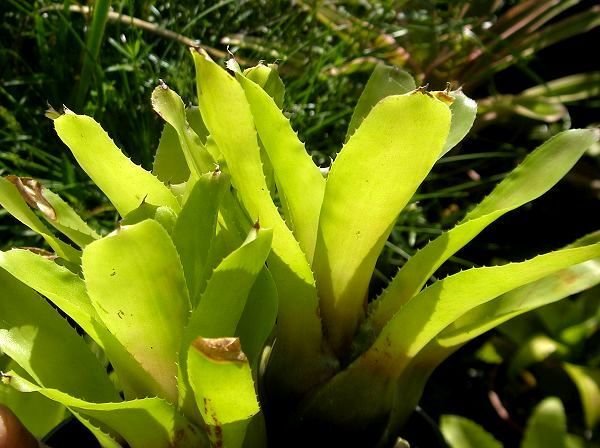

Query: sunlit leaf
[[54, 111, 180, 216], [83, 219, 189, 403], [0, 269, 117, 402], [313, 91, 451, 352], [0, 177, 80, 262], [370, 129, 599, 333], [238, 73, 325, 261], [4, 372, 206, 448], [346, 64, 415, 140]]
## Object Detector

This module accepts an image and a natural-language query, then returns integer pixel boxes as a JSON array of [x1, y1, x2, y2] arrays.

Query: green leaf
[[54, 111, 180, 217], [508, 335, 564, 378], [187, 337, 259, 426], [370, 129, 599, 333], [177, 222, 271, 421], [306, 243, 600, 427], [522, 72, 600, 103], [4, 372, 207, 448], [237, 73, 325, 261], [372, 243, 600, 378], [236, 268, 278, 373], [0, 269, 118, 402], [82, 219, 190, 403], [563, 363, 600, 430], [0, 249, 165, 401], [243, 63, 285, 108], [151, 83, 215, 179], [346, 64, 416, 140], [312, 91, 451, 352], [186, 106, 210, 144], [4, 176, 99, 248], [41, 189, 100, 247], [152, 123, 190, 184], [172, 171, 226, 305], [522, 398, 568, 448], [192, 50, 328, 394], [438, 231, 600, 347], [440, 415, 502, 448], [182, 225, 272, 348], [0, 359, 66, 438], [439, 90, 477, 156], [0, 177, 80, 262], [0, 249, 101, 344]]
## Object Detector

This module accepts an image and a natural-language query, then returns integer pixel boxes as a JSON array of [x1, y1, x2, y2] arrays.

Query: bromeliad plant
[[0, 49, 599, 448]]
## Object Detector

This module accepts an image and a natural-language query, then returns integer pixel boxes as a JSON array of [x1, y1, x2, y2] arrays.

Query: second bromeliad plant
[[0, 50, 599, 447]]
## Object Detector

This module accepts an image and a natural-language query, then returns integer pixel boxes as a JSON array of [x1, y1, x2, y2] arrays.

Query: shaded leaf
[[440, 415, 502, 448], [522, 398, 567, 448]]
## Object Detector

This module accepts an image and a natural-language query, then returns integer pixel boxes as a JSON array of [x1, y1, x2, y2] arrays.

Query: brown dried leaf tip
[[192, 337, 247, 363], [412, 84, 432, 97], [6, 176, 57, 220], [44, 103, 61, 120]]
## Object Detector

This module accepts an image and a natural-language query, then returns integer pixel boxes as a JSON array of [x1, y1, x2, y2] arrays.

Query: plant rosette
[[0, 50, 599, 448]]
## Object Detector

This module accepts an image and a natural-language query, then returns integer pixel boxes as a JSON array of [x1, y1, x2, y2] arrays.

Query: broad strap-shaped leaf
[[563, 363, 600, 430], [151, 84, 215, 179], [235, 268, 278, 373], [0, 249, 101, 344], [5, 176, 99, 247], [237, 73, 325, 261], [522, 398, 567, 448], [172, 171, 226, 305], [440, 415, 502, 448], [0, 249, 167, 401], [345, 64, 416, 140], [0, 358, 66, 438], [369, 129, 599, 333], [83, 219, 190, 403], [54, 111, 180, 216], [178, 224, 270, 416], [438, 90, 477, 157], [437, 231, 600, 347], [187, 338, 258, 440], [368, 243, 600, 378], [0, 269, 118, 402], [312, 91, 451, 352], [192, 49, 328, 394], [4, 373, 207, 448], [152, 123, 190, 184], [305, 243, 600, 425], [183, 225, 272, 341], [0, 177, 80, 262]]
